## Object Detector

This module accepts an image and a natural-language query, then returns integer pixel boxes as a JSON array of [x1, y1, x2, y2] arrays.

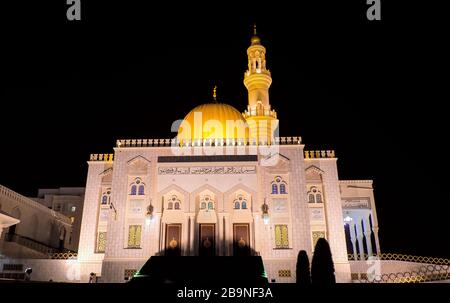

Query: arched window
[[167, 195, 181, 210], [138, 185, 145, 196], [130, 185, 137, 195], [101, 189, 111, 205], [272, 184, 278, 194], [200, 195, 214, 211], [130, 178, 145, 196], [272, 176, 288, 195], [307, 186, 323, 203], [280, 183, 287, 194], [242, 201, 247, 209], [234, 201, 240, 209], [316, 194, 322, 203]]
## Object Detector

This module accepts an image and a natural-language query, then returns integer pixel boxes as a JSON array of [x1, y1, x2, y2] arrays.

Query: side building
[[0, 185, 73, 259]]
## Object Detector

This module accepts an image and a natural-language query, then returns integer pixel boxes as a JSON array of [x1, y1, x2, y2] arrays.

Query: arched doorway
[[199, 224, 215, 256], [233, 223, 250, 256], [165, 224, 182, 256]]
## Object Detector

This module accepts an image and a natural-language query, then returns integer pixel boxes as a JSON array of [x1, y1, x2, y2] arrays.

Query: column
[[372, 226, 380, 255], [150, 214, 161, 256], [253, 215, 260, 255], [349, 222, 358, 261], [182, 216, 189, 256], [218, 214, 224, 256], [355, 218, 365, 260], [363, 215, 373, 257], [189, 214, 195, 256], [159, 220, 165, 254], [224, 214, 231, 256]]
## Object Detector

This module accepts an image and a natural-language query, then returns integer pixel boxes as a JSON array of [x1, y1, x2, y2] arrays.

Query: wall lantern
[[146, 200, 154, 225], [262, 198, 270, 225]]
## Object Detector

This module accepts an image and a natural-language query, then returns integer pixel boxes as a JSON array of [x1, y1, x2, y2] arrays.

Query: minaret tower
[[243, 25, 278, 143]]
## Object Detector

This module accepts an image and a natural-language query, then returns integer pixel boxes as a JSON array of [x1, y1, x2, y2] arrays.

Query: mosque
[[74, 28, 379, 283], [0, 30, 380, 282]]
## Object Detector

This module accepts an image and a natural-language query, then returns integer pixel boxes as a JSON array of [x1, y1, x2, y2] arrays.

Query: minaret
[[243, 25, 278, 143]]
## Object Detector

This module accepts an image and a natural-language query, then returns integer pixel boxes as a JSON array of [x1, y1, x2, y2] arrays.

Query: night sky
[[1, 1, 448, 258]]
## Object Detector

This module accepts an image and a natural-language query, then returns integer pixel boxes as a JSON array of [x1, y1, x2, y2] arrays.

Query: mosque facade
[[76, 30, 379, 283]]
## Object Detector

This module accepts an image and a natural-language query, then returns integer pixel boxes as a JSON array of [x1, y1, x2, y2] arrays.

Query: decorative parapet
[[348, 253, 450, 265], [89, 154, 114, 162], [340, 180, 373, 184], [349, 253, 450, 283], [0, 185, 71, 225], [115, 136, 302, 148], [243, 108, 277, 119], [49, 252, 78, 260], [353, 265, 450, 283], [304, 150, 335, 159]]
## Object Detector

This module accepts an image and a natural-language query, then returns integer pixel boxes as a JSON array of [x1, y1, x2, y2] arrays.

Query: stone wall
[[0, 258, 82, 282]]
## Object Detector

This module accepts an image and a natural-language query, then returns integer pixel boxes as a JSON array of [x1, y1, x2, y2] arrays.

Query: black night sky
[[1, 1, 448, 258]]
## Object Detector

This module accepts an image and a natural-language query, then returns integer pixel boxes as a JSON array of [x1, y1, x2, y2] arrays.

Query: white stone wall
[[77, 162, 111, 266], [0, 258, 82, 282], [77, 145, 358, 282], [101, 259, 147, 283], [304, 159, 352, 281], [263, 258, 297, 283]]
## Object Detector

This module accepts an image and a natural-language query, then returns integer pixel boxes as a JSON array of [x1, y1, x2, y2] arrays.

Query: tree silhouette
[[311, 238, 336, 284], [296, 250, 311, 285]]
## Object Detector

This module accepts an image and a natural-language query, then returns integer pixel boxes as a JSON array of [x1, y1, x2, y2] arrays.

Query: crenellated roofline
[[114, 136, 302, 148]]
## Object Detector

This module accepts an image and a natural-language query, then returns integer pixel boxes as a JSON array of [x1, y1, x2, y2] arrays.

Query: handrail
[[5, 234, 64, 255]]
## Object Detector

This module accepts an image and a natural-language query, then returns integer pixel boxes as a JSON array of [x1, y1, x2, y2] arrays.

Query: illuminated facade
[[76, 30, 380, 283]]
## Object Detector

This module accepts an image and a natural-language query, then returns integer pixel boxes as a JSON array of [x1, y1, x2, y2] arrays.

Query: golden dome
[[251, 35, 261, 45], [178, 103, 249, 142]]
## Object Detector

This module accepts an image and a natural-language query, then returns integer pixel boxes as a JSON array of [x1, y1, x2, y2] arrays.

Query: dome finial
[[251, 24, 261, 45], [212, 85, 218, 103]]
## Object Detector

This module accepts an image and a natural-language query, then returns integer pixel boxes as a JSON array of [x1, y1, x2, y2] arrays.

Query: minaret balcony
[[243, 109, 277, 119], [244, 69, 271, 77]]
